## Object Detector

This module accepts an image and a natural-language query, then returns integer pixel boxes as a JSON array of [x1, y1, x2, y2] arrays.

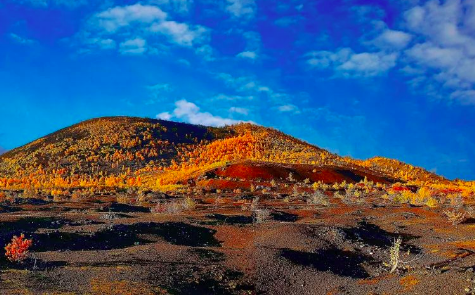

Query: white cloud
[[278, 104, 300, 113], [148, 83, 172, 92], [157, 112, 173, 120], [91, 4, 167, 33], [147, 0, 193, 14], [96, 38, 116, 49], [119, 38, 147, 55], [215, 72, 293, 105], [406, 42, 464, 70], [236, 31, 261, 61], [303, 0, 475, 103], [79, 3, 209, 54], [451, 90, 475, 104], [237, 51, 257, 59], [149, 20, 208, 47], [226, 0, 256, 18], [229, 107, 249, 115], [307, 48, 398, 77], [401, 0, 475, 103], [157, 99, 246, 126], [195, 45, 215, 61], [372, 29, 412, 50], [338, 52, 398, 77], [213, 93, 254, 100], [9, 33, 35, 45]]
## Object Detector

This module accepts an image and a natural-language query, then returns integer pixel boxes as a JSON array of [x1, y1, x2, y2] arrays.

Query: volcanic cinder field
[[1, 176, 475, 295], [0, 118, 475, 294]]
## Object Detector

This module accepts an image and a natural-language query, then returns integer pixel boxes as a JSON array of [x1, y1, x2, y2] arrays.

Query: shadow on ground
[[342, 222, 422, 253], [206, 214, 253, 225], [0, 217, 66, 246], [32, 222, 221, 252], [99, 203, 150, 213], [271, 211, 299, 222], [281, 247, 371, 278]]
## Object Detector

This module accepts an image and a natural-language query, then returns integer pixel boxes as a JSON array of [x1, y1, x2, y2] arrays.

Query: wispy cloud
[[236, 31, 261, 61], [213, 93, 254, 101], [401, 0, 475, 103], [237, 51, 257, 60], [78, 3, 209, 55], [371, 29, 412, 50], [225, 0, 256, 19], [149, 20, 208, 47], [119, 38, 147, 55], [215, 72, 293, 105], [146, 83, 173, 104], [157, 99, 248, 127], [147, 0, 193, 14], [229, 106, 249, 115], [277, 104, 300, 113], [306, 48, 398, 77], [305, 0, 475, 104], [9, 33, 35, 45]]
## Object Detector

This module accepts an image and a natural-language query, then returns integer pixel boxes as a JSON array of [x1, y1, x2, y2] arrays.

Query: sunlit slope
[[0, 116, 447, 190]]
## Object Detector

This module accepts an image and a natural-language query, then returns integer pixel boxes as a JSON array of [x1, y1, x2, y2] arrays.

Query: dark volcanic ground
[[1, 194, 475, 295]]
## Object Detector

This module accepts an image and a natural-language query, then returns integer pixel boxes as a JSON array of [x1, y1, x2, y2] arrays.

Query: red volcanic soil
[[209, 161, 395, 184], [1, 191, 474, 295]]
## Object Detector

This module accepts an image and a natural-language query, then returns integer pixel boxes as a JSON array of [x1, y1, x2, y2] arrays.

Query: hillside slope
[[0, 116, 446, 190]]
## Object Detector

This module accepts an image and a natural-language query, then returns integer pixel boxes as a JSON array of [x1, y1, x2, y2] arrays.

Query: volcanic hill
[[0, 116, 446, 191]]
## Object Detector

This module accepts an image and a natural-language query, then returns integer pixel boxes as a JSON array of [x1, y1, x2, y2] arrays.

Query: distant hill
[[0, 116, 447, 191]]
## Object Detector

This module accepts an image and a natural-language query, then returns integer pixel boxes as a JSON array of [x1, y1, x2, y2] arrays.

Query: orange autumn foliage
[[0, 117, 473, 196], [4, 233, 33, 262]]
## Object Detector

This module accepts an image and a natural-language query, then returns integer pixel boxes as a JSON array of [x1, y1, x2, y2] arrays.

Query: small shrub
[[100, 211, 119, 220], [250, 197, 260, 211], [391, 193, 408, 204], [287, 172, 295, 182], [183, 196, 196, 210], [417, 187, 432, 200], [151, 201, 182, 214], [292, 185, 299, 196], [5, 234, 33, 263], [253, 209, 271, 223], [151, 197, 196, 214], [443, 209, 466, 225], [214, 195, 223, 209], [116, 194, 131, 204], [425, 197, 438, 208], [307, 191, 329, 206], [449, 194, 464, 209], [334, 191, 344, 199], [0, 192, 6, 203], [385, 237, 402, 273], [135, 191, 148, 204], [466, 206, 475, 218]]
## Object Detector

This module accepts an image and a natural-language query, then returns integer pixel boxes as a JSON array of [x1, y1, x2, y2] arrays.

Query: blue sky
[[0, 0, 474, 180]]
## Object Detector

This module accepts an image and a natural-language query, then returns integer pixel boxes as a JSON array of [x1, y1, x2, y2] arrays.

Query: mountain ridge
[[0, 116, 452, 191]]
